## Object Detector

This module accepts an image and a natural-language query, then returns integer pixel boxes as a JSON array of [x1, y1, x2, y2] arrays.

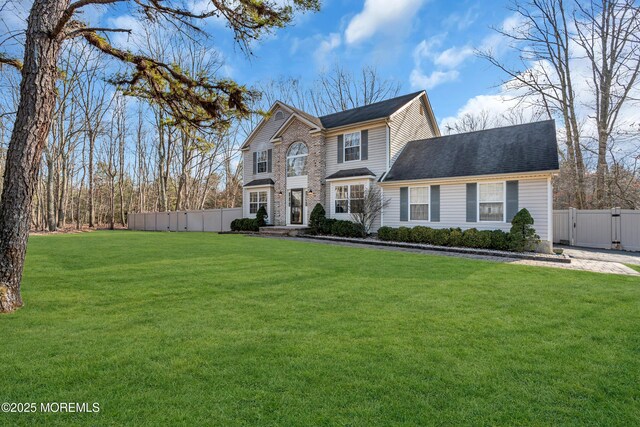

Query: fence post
[[569, 208, 576, 246], [611, 207, 621, 249]]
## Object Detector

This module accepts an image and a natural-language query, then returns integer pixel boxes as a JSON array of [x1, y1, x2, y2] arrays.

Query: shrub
[[256, 206, 268, 227], [309, 203, 326, 234], [431, 228, 450, 246], [396, 227, 412, 242], [410, 226, 432, 244], [319, 218, 337, 235], [377, 226, 397, 241], [230, 218, 259, 232], [330, 220, 364, 238], [489, 230, 510, 251], [448, 228, 463, 247], [509, 208, 539, 252]]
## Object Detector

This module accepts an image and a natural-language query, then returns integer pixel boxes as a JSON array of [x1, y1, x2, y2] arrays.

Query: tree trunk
[[88, 131, 95, 227], [46, 153, 57, 231], [0, 0, 67, 313]]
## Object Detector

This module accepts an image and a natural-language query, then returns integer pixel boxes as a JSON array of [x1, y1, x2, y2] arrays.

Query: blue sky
[[1, 0, 524, 126], [215, 0, 520, 122]]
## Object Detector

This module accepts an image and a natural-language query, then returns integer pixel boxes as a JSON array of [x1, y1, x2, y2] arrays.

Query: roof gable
[[383, 120, 560, 182], [319, 91, 424, 129]]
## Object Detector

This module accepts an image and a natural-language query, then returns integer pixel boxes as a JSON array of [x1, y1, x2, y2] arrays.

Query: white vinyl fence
[[127, 208, 243, 233], [553, 208, 640, 251]]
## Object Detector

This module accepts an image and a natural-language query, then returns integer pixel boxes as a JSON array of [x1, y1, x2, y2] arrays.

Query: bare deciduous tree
[[351, 186, 390, 236]]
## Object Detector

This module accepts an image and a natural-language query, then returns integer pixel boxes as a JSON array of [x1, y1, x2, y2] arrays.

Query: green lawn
[[2, 231, 640, 425]]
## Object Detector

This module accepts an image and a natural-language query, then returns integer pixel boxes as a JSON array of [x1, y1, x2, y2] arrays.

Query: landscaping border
[[298, 234, 571, 264]]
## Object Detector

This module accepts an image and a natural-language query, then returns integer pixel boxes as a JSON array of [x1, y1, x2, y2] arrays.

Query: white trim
[[240, 101, 295, 150], [477, 181, 506, 223], [408, 185, 430, 222], [270, 112, 322, 142], [325, 174, 375, 182], [388, 91, 424, 120], [547, 176, 553, 248], [385, 124, 391, 171], [330, 180, 369, 217], [324, 118, 387, 136], [343, 130, 362, 162], [379, 170, 559, 187]]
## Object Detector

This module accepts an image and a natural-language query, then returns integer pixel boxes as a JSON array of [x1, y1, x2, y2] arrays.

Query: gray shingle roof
[[244, 178, 275, 187], [382, 120, 560, 182], [326, 168, 376, 180], [319, 91, 423, 129]]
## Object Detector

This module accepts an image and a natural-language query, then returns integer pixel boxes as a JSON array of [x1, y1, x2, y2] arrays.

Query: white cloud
[[434, 45, 474, 68], [410, 69, 459, 89], [345, 0, 427, 45], [314, 32, 341, 67], [443, 7, 479, 31]]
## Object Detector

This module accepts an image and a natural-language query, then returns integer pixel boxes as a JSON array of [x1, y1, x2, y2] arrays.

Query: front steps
[[259, 226, 309, 237]]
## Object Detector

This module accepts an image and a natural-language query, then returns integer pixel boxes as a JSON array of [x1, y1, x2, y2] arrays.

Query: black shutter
[[431, 185, 440, 222], [267, 149, 272, 173], [361, 130, 368, 160], [506, 180, 519, 222], [337, 134, 344, 164], [400, 187, 408, 222], [466, 183, 477, 222], [252, 152, 257, 175]]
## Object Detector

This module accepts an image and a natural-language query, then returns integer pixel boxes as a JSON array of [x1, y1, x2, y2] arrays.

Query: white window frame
[[409, 186, 430, 222], [343, 131, 361, 162], [286, 142, 308, 177], [256, 150, 268, 174], [333, 182, 366, 214], [249, 190, 268, 215], [477, 181, 506, 223]]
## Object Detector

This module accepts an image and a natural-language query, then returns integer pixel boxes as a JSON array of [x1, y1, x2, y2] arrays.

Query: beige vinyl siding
[[242, 109, 291, 183], [381, 176, 551, 241], [325, 125, 387, 178], [389, 97, 436, 164]]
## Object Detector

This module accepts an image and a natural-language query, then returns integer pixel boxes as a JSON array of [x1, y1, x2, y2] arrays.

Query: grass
[[2, 231, 640, 426], [626, 264, 640, 273]]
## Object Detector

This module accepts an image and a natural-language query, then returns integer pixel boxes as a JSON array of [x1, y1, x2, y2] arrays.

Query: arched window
[[275, 110, 284, 120], [286, 142, 308, 177]]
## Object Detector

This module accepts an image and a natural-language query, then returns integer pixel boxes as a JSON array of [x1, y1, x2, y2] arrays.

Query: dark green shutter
[[466, 183, 477, 222], [431, 185, 440, 222], [252, 152, 257, 175], [506, 180, 519, 221], [337, 135, 344, 163], [267, 149, 272, 173], [361, 130, 368, 160], [400, 187, 408, 222]]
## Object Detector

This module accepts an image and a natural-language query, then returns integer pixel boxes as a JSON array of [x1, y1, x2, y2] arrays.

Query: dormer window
[[344, 131, 361, 162], [275, 110, 284, 121]]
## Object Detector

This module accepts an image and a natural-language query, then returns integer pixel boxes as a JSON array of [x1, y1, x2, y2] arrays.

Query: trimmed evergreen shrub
[[410, 226, 431, 244], [256, 206, 268, 227], [309, 203, 326, 234], [509, 208, 539, 252], [431, 228, 450, 246], [330, 220, 365, 238], [448, 228, 463, 247], [230, 218, 259, 232], [377, 226, 397, 241], [320, 218, 337, 235], [396, 227, 412, 242], [489, 230, 510, 251]]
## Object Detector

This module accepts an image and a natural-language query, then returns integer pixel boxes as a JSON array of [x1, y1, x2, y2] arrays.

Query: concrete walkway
[[557, 245, 640, 266], [260, 236, 640, 276]]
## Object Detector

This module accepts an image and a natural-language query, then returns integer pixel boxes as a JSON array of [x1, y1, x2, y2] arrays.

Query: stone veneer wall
[[273, 118, 326, 226]]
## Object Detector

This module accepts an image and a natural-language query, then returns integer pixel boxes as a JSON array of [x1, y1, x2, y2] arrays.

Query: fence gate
[[554, 208, 629, 250]]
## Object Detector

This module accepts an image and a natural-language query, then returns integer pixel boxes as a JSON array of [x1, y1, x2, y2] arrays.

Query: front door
[[290, 189, 304, 225]]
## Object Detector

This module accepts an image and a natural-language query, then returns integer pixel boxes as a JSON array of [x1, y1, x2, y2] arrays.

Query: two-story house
[[240, 91, 559, 252]]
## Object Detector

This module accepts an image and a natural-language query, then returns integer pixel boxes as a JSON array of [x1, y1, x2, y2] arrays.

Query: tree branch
[[0, 53, 22, 71]]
